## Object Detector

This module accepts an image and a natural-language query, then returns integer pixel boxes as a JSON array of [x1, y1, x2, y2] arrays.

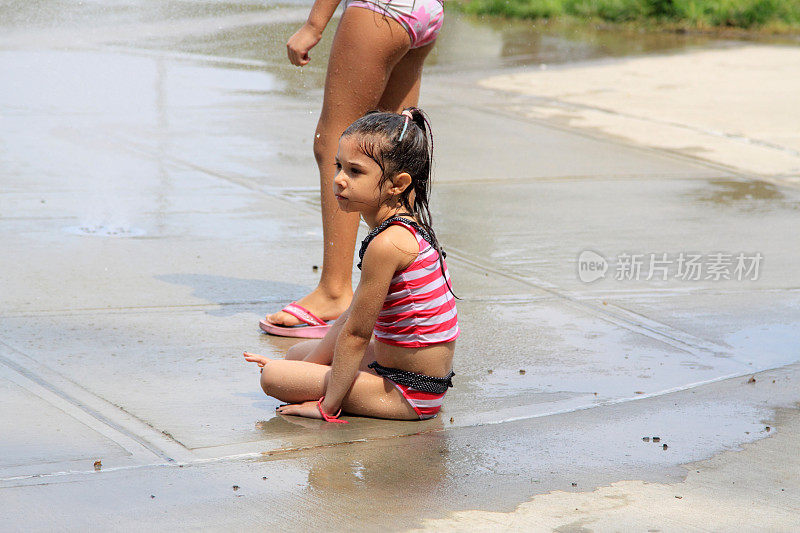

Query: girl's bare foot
[[243, 351, 272, 368], [275, 412, 326, 429], [265, 287, 351, 327]]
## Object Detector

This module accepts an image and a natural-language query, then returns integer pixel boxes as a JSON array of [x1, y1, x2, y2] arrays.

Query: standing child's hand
[[286, 23, 322, 66]]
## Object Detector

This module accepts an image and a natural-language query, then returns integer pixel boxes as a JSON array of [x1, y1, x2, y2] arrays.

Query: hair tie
[[398, 110, 414, 141]]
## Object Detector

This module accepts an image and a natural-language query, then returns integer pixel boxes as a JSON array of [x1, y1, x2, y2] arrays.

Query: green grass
[[453, 0, 800, 30]]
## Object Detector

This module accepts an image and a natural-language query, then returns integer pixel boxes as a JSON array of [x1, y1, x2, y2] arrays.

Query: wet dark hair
[[341, 107, 458, 299]]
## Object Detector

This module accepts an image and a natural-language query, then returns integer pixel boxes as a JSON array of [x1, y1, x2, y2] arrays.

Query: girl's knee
[[259, 359, 302, 396], [259, 360, 326, 404], [285, 343, 304, 360], [313, 131, 332, 164], [286, 339, 321, 361], [259, 360, 280, 395]]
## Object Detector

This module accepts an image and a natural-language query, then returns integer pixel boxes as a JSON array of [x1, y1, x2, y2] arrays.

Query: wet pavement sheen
[[1, 1, 799, 530]]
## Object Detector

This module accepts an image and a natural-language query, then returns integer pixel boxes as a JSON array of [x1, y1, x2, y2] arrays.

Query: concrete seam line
[[442, 247, 731, 359], [0, 343, 195, 463]]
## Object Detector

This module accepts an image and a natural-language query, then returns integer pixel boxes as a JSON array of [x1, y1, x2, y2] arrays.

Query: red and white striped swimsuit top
[[372, 220, 460, 348]]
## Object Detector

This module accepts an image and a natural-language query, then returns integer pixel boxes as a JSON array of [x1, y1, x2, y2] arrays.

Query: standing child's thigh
[[318, 6, 410, 132], [378, 40, 436, 112]]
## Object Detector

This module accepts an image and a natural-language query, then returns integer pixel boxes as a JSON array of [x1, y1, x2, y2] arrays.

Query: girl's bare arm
[[320, 234, 403, 414], [287, 0, 342, 66], [306, 0, 343, 33]]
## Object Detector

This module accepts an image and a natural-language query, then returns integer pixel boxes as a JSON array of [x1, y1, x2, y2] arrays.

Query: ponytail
[[341, 107, 459, 299]]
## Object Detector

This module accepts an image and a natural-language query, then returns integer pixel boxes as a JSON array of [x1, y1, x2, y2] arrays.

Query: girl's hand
[[286, 23, 322, 66], [276, 400, 323, 419]]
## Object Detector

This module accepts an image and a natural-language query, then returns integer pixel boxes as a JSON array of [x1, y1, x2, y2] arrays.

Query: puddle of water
[[464, 302, 745, 405], [725, 324, 800, 368], [244, 381, 775, 524]]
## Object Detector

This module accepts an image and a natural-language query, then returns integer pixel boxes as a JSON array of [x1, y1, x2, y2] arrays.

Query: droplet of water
[[63, 224, 146, 237]]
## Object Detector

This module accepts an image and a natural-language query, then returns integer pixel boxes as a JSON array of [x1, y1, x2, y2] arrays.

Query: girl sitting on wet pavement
[[244, 108, 458, 422]]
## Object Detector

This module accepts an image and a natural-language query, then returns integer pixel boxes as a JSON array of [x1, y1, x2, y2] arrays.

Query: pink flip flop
[[259, 302, 334, 339]]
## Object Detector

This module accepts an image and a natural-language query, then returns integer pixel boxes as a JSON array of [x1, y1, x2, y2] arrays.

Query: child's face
[[333, 135, 387, 213]]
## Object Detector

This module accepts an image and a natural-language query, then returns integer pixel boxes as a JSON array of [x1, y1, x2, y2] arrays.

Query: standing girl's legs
[[265, 9, 438, 328]]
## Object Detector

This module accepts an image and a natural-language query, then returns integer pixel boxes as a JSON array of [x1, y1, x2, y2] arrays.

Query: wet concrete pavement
[[2, 2, 799, 530]]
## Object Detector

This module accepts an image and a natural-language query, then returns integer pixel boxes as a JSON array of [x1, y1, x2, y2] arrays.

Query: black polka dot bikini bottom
[[367, 361, 454, 420]]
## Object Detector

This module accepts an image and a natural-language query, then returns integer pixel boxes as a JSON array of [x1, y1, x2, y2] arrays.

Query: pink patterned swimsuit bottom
[[344, 0, 444, 49]]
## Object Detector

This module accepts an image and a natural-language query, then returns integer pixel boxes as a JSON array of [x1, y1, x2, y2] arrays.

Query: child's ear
[[390, 172, 412, 195]]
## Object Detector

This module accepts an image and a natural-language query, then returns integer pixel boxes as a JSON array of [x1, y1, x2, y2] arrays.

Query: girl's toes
[[243, 352, 270, 367]]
